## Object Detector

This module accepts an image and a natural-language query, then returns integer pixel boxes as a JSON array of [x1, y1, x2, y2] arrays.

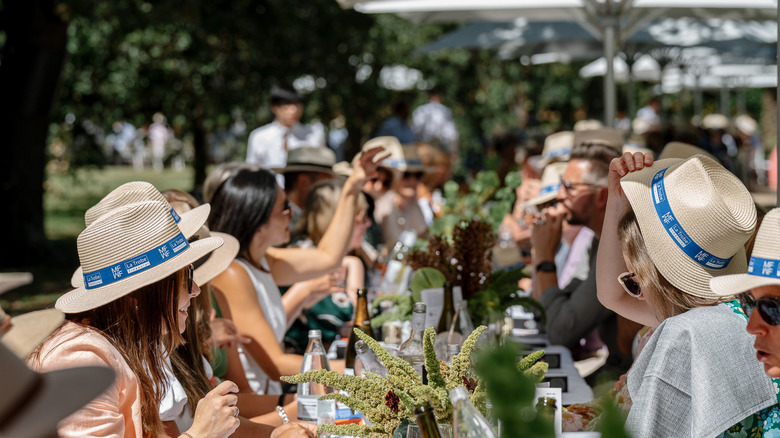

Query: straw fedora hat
[[574, 128, 624, 153], [85, 181, 209, 236], [71, 183, 215, 288], [711, 208, 780, 296], [734, 114, 758, 136], [0, 272, 33, 295], [621, 155, 756, 298], [272, 146, 336, 175], [371, 136, 429, 173], [0, 273, 63, 359], [1, 309, 64, 359], [192, 229, 239, 286], [538, 131, 574, 167], [573, 119, 604, 132], [702, 113, 730, 130], [0, 342, 115, 438], [525, 162, 568, 208], [658, 141, 717, 163], [58, 200, 223, 313]]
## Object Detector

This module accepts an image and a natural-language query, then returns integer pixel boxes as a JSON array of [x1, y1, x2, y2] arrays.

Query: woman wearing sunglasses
[[28, 199, 242, 438], [711, 208, 780, 379], [208, 147, 383, 396], [595, 152, 778, 437]]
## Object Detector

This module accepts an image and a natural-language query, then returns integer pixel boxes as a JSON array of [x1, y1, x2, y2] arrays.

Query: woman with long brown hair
[[29, 197, 239, 438]]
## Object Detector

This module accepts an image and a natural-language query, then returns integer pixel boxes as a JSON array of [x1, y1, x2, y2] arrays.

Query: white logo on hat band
[[82, 232, 189, 289], [652, 168, 732, 270], [748, 256, 780, 278]]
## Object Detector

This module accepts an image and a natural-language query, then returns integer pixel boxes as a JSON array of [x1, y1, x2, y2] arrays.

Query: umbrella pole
[[604, 20, 617, 128]]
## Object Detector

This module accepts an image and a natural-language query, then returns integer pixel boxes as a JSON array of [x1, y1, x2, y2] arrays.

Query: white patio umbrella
[[336, 0, 779, 202]]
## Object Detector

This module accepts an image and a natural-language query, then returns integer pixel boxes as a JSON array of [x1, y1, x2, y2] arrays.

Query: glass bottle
[[354, 339, 387, 377], [450, 386, 496, 438], [444, 344, 460, 365], [297, 330, 333, 423], [346, 288, 372, 369], [535, 396, 557, 422], [458, 299, 475, 336], [398, 302, 426, 377], [414, 400, 443, 438], [380, 229, 417, 293], [435, 284, 464, 358]]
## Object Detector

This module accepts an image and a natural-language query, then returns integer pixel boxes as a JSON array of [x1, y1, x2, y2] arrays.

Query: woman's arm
[[281, 273, 342, 330], [343, 255, 364, 306], [596, 152, 663, 328], [267, 147, 384, 285], [211, 263, 303, 381]]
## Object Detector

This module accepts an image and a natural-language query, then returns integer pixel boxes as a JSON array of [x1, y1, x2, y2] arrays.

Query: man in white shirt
[[246, 85, 326, 186]]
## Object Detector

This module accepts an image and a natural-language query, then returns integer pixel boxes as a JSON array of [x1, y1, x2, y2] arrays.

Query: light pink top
[[28, 321, 144, 438]]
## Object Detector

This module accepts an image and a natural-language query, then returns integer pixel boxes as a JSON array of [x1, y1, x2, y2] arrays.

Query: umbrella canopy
[[338, 0, 777, 127]]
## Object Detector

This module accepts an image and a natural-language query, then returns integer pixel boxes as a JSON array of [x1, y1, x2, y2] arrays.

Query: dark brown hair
[[32, 268, 186, 438]]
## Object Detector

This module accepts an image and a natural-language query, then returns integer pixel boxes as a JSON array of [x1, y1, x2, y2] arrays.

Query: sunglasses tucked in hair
[[739, 292, 780, 326], [402, 171, 424, 180], [618, 272, 641, 297]]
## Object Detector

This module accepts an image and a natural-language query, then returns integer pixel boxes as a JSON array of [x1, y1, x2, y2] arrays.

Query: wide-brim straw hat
[[711, 208, 780, 296], [1, 309, 65, 359], [0, 272, 33, 295], [574, 128, 624, 153], [621, 155, 756, 298], [538, 131, 574, 167], [573, 119, 604, 132], [369, 136, 430, 173], [702, 113, 730, 130], [58, 200, 223, 313], [193, 230, 239, 286], [658, 141, 717, 163], [525, 162, 568, 208], [271, 146, 337, 175], [0, 342, 115, 438], [734, 114, 758, 136], [332, 161, 353, 178], [71, 182, 212, 287]]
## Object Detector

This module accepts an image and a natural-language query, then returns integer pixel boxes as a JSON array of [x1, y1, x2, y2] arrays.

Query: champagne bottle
[[297, 330, 333, 423], [450, 386, 496, 438], [414, 401, 443, 438], [398, 302, 427, 377], [380, 229, 417, 293], [435, 284, 463, 359], [346, 288, 372, 369]]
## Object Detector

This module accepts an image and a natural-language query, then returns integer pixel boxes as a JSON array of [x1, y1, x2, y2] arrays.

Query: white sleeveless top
[[234, 258, 286, 395]]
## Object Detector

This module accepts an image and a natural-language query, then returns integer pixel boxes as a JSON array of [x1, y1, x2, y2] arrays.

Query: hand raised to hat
[[608, 152, 654, 207], [346, 146, 386, 193]]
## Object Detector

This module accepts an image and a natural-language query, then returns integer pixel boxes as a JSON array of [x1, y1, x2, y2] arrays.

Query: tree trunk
[[192, 115, 208, 195], [0, 1, 68, 265]]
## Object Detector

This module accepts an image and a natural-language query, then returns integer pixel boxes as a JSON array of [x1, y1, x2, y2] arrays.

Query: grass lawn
[[1, 166, 195, 314]]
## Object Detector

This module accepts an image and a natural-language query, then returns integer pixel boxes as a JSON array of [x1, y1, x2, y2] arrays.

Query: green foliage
[[476, 343, 555, 438], [467, 266, 544, 327], [369, 294, 414, 329], [410, 267, 447, 303]]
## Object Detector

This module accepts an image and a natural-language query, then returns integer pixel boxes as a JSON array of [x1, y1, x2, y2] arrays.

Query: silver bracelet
[[275, 405, 289, 424]]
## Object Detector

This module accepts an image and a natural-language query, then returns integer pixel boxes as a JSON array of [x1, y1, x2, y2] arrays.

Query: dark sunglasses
[[560, 178, 601, 192], [402, 171, 423, 179], [739, 292, 780, 326], [185, 264, 194, 293], [274, 199, 292, 217], [618, 272, 641, 297]]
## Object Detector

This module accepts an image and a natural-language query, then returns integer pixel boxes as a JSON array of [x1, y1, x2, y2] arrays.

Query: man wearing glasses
[[531, 130, 638, 381], [711, 208, 780, 378]]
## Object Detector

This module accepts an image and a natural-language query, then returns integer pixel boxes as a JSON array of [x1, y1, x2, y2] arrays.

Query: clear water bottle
[[398, 302, 427, 377], [355, 340, 388, 377], [298, 329, 333, 423], [450, 386, 496, 438]]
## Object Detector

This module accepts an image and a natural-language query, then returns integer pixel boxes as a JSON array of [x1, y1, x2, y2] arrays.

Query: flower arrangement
[[281, 325, 548, 438]]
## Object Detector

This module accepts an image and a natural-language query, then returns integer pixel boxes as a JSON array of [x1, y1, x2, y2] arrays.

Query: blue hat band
[[539, 183, 560, 196], [83, 232, 189, 289], [748, 256, 780, 278], [652, 168, 732, 270]]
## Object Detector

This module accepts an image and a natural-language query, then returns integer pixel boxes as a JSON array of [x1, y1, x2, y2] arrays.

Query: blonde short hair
[[618, 208, 720, 321], [297, 179, 368, 245]]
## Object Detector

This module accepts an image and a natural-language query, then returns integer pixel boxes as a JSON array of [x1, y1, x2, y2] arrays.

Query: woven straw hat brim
[[711, 208, 780, 297], [193, 232, 239, 286], [620, 155, 755, 299], [525, 162, 567, 207], [0, 272, 33, 295], [0, 360, 114, 438], [57, 236, 223, 314], [271, 164, 336, 175], [70, 204, 211, 288], [1, 309, 64, 358]]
